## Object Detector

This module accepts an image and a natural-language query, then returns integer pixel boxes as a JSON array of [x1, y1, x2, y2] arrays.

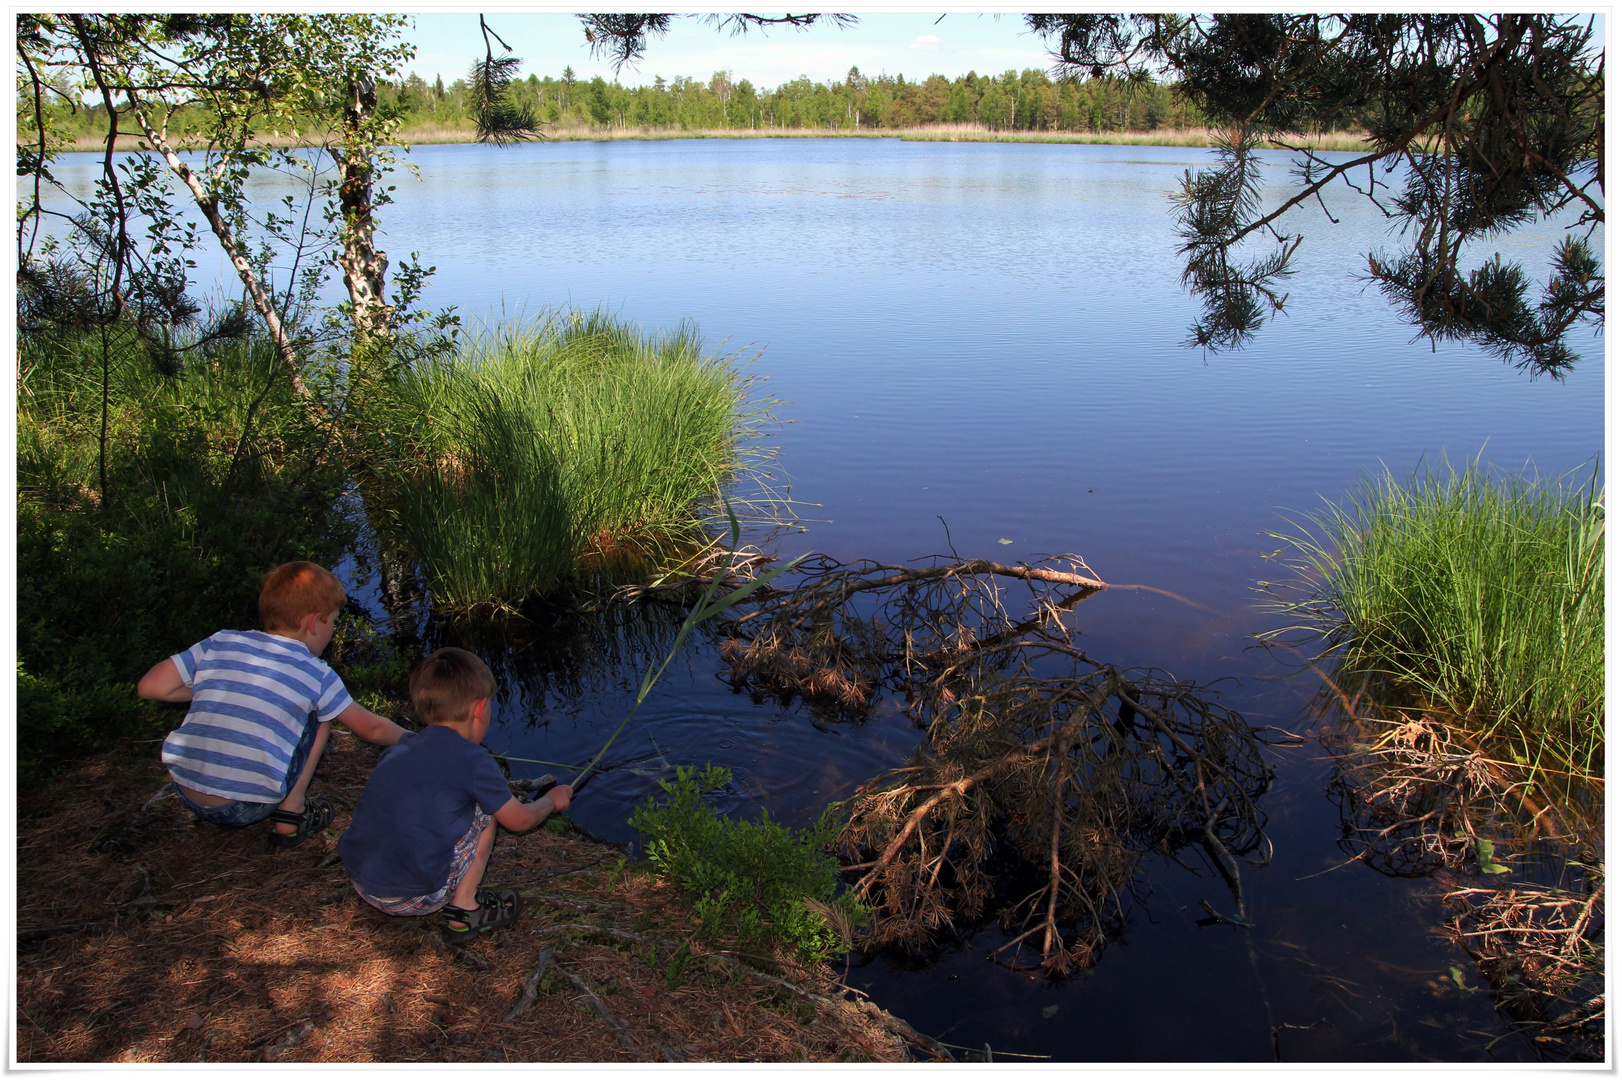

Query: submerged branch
[[623, 552, 1273, 974]]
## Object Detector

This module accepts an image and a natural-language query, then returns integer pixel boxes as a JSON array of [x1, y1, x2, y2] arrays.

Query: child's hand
[[548, 784, 573, 813]]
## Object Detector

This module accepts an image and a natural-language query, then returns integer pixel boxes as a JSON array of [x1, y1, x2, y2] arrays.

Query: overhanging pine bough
[[1028, 14, 1603, 375]]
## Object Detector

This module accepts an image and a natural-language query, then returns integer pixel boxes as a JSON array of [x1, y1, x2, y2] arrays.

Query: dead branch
[[1315, 690, 1604, 1060], [1443, 879, 1604, 1061], [616, 552, 1274, 975], [1323, 706, 1596, 879]]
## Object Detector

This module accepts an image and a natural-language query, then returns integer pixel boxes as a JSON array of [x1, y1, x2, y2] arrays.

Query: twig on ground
[[555, 963, 637, 1055], [506, 946, 554, 1020]]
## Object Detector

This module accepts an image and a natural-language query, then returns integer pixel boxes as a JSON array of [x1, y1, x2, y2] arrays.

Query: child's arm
[[137, 659, 192, 703], [494, 784, 573, 834], [333, 701, 407, 747]]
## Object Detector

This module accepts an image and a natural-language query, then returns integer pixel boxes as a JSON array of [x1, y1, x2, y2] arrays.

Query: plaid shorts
[[352, 809, 492, 917]]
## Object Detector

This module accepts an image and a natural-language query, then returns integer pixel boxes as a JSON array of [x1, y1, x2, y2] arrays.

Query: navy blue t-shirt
[[338, 725, 515, 897]]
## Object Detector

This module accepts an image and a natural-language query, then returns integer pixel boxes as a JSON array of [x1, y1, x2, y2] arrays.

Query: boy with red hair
[[138, 561, 405, 845]]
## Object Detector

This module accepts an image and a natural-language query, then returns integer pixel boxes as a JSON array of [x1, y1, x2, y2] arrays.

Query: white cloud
[[910, 35, 942, 51]]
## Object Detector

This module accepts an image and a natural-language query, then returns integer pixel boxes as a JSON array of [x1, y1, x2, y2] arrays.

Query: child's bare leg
[[273, 722, 330, 835], [446, 817, 499, 921]]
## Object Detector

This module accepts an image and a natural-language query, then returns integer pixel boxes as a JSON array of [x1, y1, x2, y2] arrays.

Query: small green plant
[[665, 942, 694, 988], [630, 764, 867, 964]]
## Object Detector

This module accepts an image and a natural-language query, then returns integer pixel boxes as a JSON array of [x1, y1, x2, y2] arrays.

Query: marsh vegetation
[[1265, 461, 1604, 782], [1266, 464, 1605, 1061], [362, 312, 771, 615]]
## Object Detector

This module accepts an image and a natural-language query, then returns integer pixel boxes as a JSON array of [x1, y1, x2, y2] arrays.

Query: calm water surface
[[50, 138, 1604, 1062]]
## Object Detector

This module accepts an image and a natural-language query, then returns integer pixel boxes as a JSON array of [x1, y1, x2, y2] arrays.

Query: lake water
[[45, 138, 1604, 1061]]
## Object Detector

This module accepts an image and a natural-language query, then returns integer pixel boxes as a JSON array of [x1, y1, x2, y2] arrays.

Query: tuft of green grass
[[1263, 461, 1604, 776], [368, 311, 775, 613]]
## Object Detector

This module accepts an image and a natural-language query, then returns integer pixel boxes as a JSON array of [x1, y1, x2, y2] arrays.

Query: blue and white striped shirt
[[160, 630, 354, 803]]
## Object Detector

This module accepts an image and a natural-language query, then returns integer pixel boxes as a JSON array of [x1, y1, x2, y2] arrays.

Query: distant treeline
[[401, 66, 1211, 134], [33, 65, 1335, 143]]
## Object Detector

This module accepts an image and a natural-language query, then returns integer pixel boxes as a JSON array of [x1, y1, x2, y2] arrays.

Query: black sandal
[[267, 796, 335, 848], [442, 888, 522, 942]]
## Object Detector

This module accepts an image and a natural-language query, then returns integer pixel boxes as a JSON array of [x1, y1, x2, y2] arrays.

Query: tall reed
[[372, 312, 768, 613], [1264, 462, 1604, 776]]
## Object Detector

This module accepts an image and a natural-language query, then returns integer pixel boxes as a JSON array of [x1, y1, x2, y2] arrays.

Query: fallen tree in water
[[629, 553, 1285, 975]]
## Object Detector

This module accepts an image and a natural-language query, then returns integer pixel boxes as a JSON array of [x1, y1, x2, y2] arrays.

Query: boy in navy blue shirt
[[338, 648, 573, 941]]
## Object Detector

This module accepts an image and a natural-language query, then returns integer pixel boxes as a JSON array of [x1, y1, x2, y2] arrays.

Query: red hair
[[258, 562, 346, 632]]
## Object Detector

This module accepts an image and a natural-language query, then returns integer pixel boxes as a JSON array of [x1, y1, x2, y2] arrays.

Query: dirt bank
[[15, 732, 944, 1063]]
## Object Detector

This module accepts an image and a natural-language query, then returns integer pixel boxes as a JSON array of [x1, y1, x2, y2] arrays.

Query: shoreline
[[16, 733, 943, 1063], [39, 123, 1374, 154]]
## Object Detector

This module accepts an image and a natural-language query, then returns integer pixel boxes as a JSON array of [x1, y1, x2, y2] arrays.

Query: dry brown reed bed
[[16, 734, 929, 1063], [633, 553, 1288, 975], [1320, 698, 1604, 1060]]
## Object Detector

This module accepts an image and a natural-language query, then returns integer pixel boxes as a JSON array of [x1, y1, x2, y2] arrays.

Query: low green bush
[[1265, 460, 1604, 776], [630, 765, 867, 964]]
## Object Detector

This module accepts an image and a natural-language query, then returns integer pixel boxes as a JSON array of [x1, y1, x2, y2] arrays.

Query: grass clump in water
[[372, 311, 769, 613], [1264, 461, 1604, 777]]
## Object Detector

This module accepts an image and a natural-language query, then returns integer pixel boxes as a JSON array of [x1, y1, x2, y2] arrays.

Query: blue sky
[[401, 13, 1058, 90]]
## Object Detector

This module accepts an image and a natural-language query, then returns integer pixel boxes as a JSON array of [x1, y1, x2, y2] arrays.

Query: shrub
[[630, 765, 867, 964], [16, 328, 352, 781]]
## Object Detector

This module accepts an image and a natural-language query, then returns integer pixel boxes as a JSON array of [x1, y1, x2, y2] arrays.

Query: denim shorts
[[174, 713, 323, 827]]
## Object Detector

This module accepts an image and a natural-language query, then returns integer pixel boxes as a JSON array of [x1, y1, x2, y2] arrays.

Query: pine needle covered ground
[[15, 733, 937, 1063]]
